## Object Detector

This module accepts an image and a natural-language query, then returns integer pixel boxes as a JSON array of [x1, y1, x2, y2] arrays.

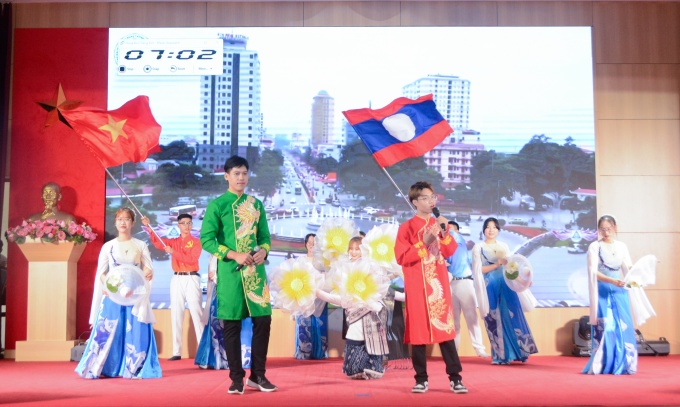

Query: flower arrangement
[[5, 219, 97, 245]]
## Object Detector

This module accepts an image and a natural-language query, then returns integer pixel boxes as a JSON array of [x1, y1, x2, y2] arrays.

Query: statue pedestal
[[15, 238, 86, 361]]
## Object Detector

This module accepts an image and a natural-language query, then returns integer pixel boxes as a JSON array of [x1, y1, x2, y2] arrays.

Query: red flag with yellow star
[[60, 95, 161, 167]]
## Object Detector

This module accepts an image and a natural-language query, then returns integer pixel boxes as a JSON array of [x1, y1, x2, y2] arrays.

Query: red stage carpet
[[1, 356, 679, 406]]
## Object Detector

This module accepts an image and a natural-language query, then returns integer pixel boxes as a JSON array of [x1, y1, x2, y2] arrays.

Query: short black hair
[[304, 233, 316, 244], [177, 213, 192, 222], [224, 155, 249, 173], [483, 217, 501, 232], [448, 220, 460, 230]]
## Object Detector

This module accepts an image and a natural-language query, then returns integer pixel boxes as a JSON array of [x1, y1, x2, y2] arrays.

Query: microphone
[[431, 207, 446, 233], [235, 246, 261, 271]]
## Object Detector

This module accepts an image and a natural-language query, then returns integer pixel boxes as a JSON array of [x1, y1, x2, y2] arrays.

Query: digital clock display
[[116, 38, 224, 76]]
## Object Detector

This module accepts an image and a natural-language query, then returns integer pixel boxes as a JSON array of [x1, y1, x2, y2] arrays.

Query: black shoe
[[412, 381, 428, 393], [228, 380, 245, 395], [247, 376, 278, 392], [168, 355, 181, 361], [451, 379, 468, 394]]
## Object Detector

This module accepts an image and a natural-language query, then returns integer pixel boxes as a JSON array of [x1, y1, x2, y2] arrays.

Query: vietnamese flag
[[60, 95, 161, 167], [343, 94, 452, 168]]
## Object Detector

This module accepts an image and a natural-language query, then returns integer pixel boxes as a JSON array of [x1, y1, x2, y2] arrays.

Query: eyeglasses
[[115, 218, 132, 223], [178, 221, 193, 226], [418, 195, 437, 202], [599, 227, 613, 233]]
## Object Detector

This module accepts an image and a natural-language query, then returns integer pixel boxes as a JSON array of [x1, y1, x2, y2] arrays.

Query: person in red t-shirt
[[142, 214, 203, 361]]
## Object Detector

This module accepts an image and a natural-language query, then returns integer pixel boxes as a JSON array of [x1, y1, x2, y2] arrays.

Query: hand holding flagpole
[[139, 213, 168, 249], [45, 88, 165, 246]]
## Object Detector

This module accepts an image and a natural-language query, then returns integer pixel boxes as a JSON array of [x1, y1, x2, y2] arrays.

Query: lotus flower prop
[[323, 257, 346, 295], [312, 218, 359, 272], [361, 224, 403, 278], [503, 254, 533, 293], [270, 257, 323, 318], [335, 257, 390, 312]]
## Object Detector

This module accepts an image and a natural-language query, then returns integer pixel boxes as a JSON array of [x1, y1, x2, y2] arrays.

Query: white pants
[[171, 274, 204, 356], [450, 278, 487, 356]]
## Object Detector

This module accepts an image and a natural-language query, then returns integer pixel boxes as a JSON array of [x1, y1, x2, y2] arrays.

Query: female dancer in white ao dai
[[76, 207, 161, 379], [583, 215, 637, 375], [472, 217, 537, 365]]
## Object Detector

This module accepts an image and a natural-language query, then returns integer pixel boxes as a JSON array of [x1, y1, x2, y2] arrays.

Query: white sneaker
[[451, 379, 468, 394], [476, 350, 489, 358], [412, 381, 428, 393]]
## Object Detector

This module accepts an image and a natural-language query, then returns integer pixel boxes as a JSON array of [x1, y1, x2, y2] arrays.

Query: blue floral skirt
[[75, 298, 162, 379], [194, 282, 252, 369], [342, 339, 384, 377], [583, 280, 637, 375], [294, 306, 328, 360]]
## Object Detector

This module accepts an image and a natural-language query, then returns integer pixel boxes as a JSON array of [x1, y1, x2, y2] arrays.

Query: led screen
[[107, 27, 596, 309]]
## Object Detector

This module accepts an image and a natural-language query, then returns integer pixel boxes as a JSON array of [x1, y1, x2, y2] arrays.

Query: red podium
[[15, 238, 87, 361]]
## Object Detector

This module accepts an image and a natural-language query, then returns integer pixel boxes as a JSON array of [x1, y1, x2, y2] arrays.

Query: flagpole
[[381, 167, 416, 214], [104, 167, 167, 248]]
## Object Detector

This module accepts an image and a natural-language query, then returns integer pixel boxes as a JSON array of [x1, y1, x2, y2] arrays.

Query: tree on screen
[[336, 141, 443, 210], [249, 149, 285, 204]]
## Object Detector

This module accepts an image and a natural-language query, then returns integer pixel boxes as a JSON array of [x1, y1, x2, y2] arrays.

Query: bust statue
[[27, 182, 76, 223]]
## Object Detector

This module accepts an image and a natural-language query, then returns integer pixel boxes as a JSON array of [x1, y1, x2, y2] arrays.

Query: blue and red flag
[[342, 94, 452, 167]]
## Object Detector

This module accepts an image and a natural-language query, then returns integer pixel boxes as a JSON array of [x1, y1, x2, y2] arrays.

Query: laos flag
[[342, 94, 452, 168]]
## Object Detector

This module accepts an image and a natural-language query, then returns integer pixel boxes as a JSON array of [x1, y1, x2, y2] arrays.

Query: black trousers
[[223, 315, 272, 382], [411, 339, 463, 383]]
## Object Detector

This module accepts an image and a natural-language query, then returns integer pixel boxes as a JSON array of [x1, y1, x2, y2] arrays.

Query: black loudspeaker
[[572, 316, 591, 357]]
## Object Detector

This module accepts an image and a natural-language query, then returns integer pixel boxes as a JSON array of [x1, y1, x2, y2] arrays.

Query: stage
[[1, 356, 679, 406]]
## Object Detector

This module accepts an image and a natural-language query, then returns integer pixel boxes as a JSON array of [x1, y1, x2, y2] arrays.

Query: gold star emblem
[[37, 83, 83, 127], [99, 115, 129, 143]]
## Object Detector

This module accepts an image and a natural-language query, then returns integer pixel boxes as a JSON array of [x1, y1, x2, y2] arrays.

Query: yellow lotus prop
[[361, 224, 402, 278], [271, 257, 323, 318], [312, 218, 358, 272], [335, 257, 389, 312]]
